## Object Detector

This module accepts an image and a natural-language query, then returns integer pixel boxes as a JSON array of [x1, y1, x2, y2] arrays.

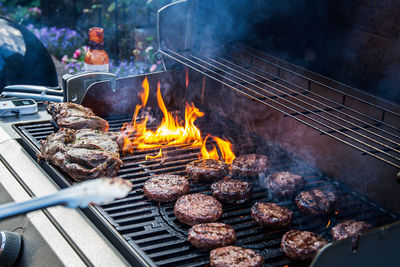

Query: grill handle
[[0, 177, 132, 220]]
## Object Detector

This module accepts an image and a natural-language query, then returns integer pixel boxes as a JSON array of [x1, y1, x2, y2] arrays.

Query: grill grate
[[159, 45, 400, 169], [13, 117, 398, 267]]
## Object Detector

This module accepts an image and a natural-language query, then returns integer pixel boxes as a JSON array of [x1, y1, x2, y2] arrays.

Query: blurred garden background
[[0, 0, 175, 79]]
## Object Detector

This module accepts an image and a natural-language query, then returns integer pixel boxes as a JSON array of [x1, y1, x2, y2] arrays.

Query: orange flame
[[145, 148, 163, 160], [121, 76, 236, 164], [326, 219, 331, 228], [185, 67, 189, 88]]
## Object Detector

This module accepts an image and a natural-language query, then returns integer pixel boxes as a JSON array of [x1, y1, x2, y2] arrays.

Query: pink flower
[[150, 64, 157, 72], [61, 55, 68, 64], [73, 49, 81, 59]]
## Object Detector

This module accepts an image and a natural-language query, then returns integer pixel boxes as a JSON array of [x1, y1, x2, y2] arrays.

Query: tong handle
[[3, 85, 63, 96], [0, 193, 67, 220]]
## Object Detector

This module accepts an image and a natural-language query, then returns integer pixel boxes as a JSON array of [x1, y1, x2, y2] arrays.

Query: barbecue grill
[[1, 0, 400, 266]]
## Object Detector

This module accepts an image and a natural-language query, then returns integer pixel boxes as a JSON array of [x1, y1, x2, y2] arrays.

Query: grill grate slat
[[12, 117, 399, 267]]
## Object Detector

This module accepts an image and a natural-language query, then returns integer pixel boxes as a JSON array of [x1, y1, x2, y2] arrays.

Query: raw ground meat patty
[[295, 189, 336, 215], [266, 171, 305, 197], [210, 246, 263, 267], [174, 193, 223, 226], [331, 220, 372, 246], [143, 174, 190, 202], [251, 202, 293, 229], [188, 223, 236, 249], [186, 159, 229, 182], [211, 179, 252, 204], [281, 230, 328, 260], [231, 154, 270, 177]]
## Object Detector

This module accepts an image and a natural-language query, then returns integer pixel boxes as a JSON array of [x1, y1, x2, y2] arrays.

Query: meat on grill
[[211, 179, 252, 204], [281, 230, 328, 260], [174, 193, 223, 226], [251, 202, 293, 229], [295, 189, 337, 215], [331, 220, 372, 246], [266, 171, 305, 197], [210, 246, 263, 267], [39, 128, 123, 181], [186, 159, 229, 182], [188, 223, 236, 249], [46, 102, 109, 131], [231, 154, 270, 177], [143, 174, 190, 202]]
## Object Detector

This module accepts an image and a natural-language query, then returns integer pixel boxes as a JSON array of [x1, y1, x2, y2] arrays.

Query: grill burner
[[13, 116, 398, 266]]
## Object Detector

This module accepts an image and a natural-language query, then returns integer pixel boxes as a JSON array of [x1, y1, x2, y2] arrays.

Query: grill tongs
[[0, 177, 132, 220]]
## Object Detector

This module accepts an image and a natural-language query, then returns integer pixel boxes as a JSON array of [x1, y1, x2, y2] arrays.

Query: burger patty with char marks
[[188, 223, 236, 249], [295, 189, 336, 215], [266, 171, 305, 197], [281, 230, 328, 260], [186, 159, 229, 182], [231, 154, 270, 177], [211, 179, 252, 204], [331, 220, 372, 246], [210, 246, 264, 267], [143, 174, 190, 202], [251, 202, 293, 229], [174, 193, 223, 226]]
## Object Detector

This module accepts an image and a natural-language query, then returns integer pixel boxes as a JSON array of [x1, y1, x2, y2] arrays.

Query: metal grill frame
[[12, 117, 398, 267]]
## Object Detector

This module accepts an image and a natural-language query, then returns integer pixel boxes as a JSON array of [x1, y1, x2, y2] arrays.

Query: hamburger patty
[[188, 223, 236, 249], [211, 179, 252, 204], [231, 154, 270, 177], [186, 159, 229, 182], [331, 220, 372, 246], [266, 171, 305, 197], [210, 246, 263, 267], [174, 193, 223, 226], [251, 202, 293, 229], [295, 189, 336, 215], [143, 174, 190, 202], [281, 230, 328, 260]]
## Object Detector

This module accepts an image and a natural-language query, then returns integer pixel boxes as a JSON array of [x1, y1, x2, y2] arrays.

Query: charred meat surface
[[210, 246, 263, 267], [46, 102, 109, 131], [251, 202, 293, 229], [143, 174, 190, 202], [211, 179, 252, 204], [186, 159, 229, 182], [39, 128, 122, 181], [331, 220, 372, 246], [266, 171, 305, 197], [174, 193, 223, 226], [231, 154, 270, 177], [295, 189, 336, 215], [281, 230, 328, 260], [188, 223, 236, 249]]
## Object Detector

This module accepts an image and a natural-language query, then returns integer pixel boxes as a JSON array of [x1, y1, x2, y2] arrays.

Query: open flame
[[121, 76, 235, 164], [145, 148, 163, 160]]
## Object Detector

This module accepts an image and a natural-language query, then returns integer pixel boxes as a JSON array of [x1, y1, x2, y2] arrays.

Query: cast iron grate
[[13, 117, 398, 267]]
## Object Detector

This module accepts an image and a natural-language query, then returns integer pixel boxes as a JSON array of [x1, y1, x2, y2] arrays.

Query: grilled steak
[[39, 128, 122, 181], [186, 159, 229, 182], [46, 102, 109, 131], [210, 246, 263, 267], [251, 202, 293, 229], [188, 223, 236, 249], [174, 193, 223, 226], [211, 179, 252, 204], [231, 154, 270, 177], [331, 220, 372, 246], [281, 230, 328, 260], [143, 174, 190, 202], [295, 189, 336, 215], [266, 171, 305, 197]]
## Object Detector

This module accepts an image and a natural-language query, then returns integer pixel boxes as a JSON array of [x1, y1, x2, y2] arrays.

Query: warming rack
[[158, 45, 400, 169]]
